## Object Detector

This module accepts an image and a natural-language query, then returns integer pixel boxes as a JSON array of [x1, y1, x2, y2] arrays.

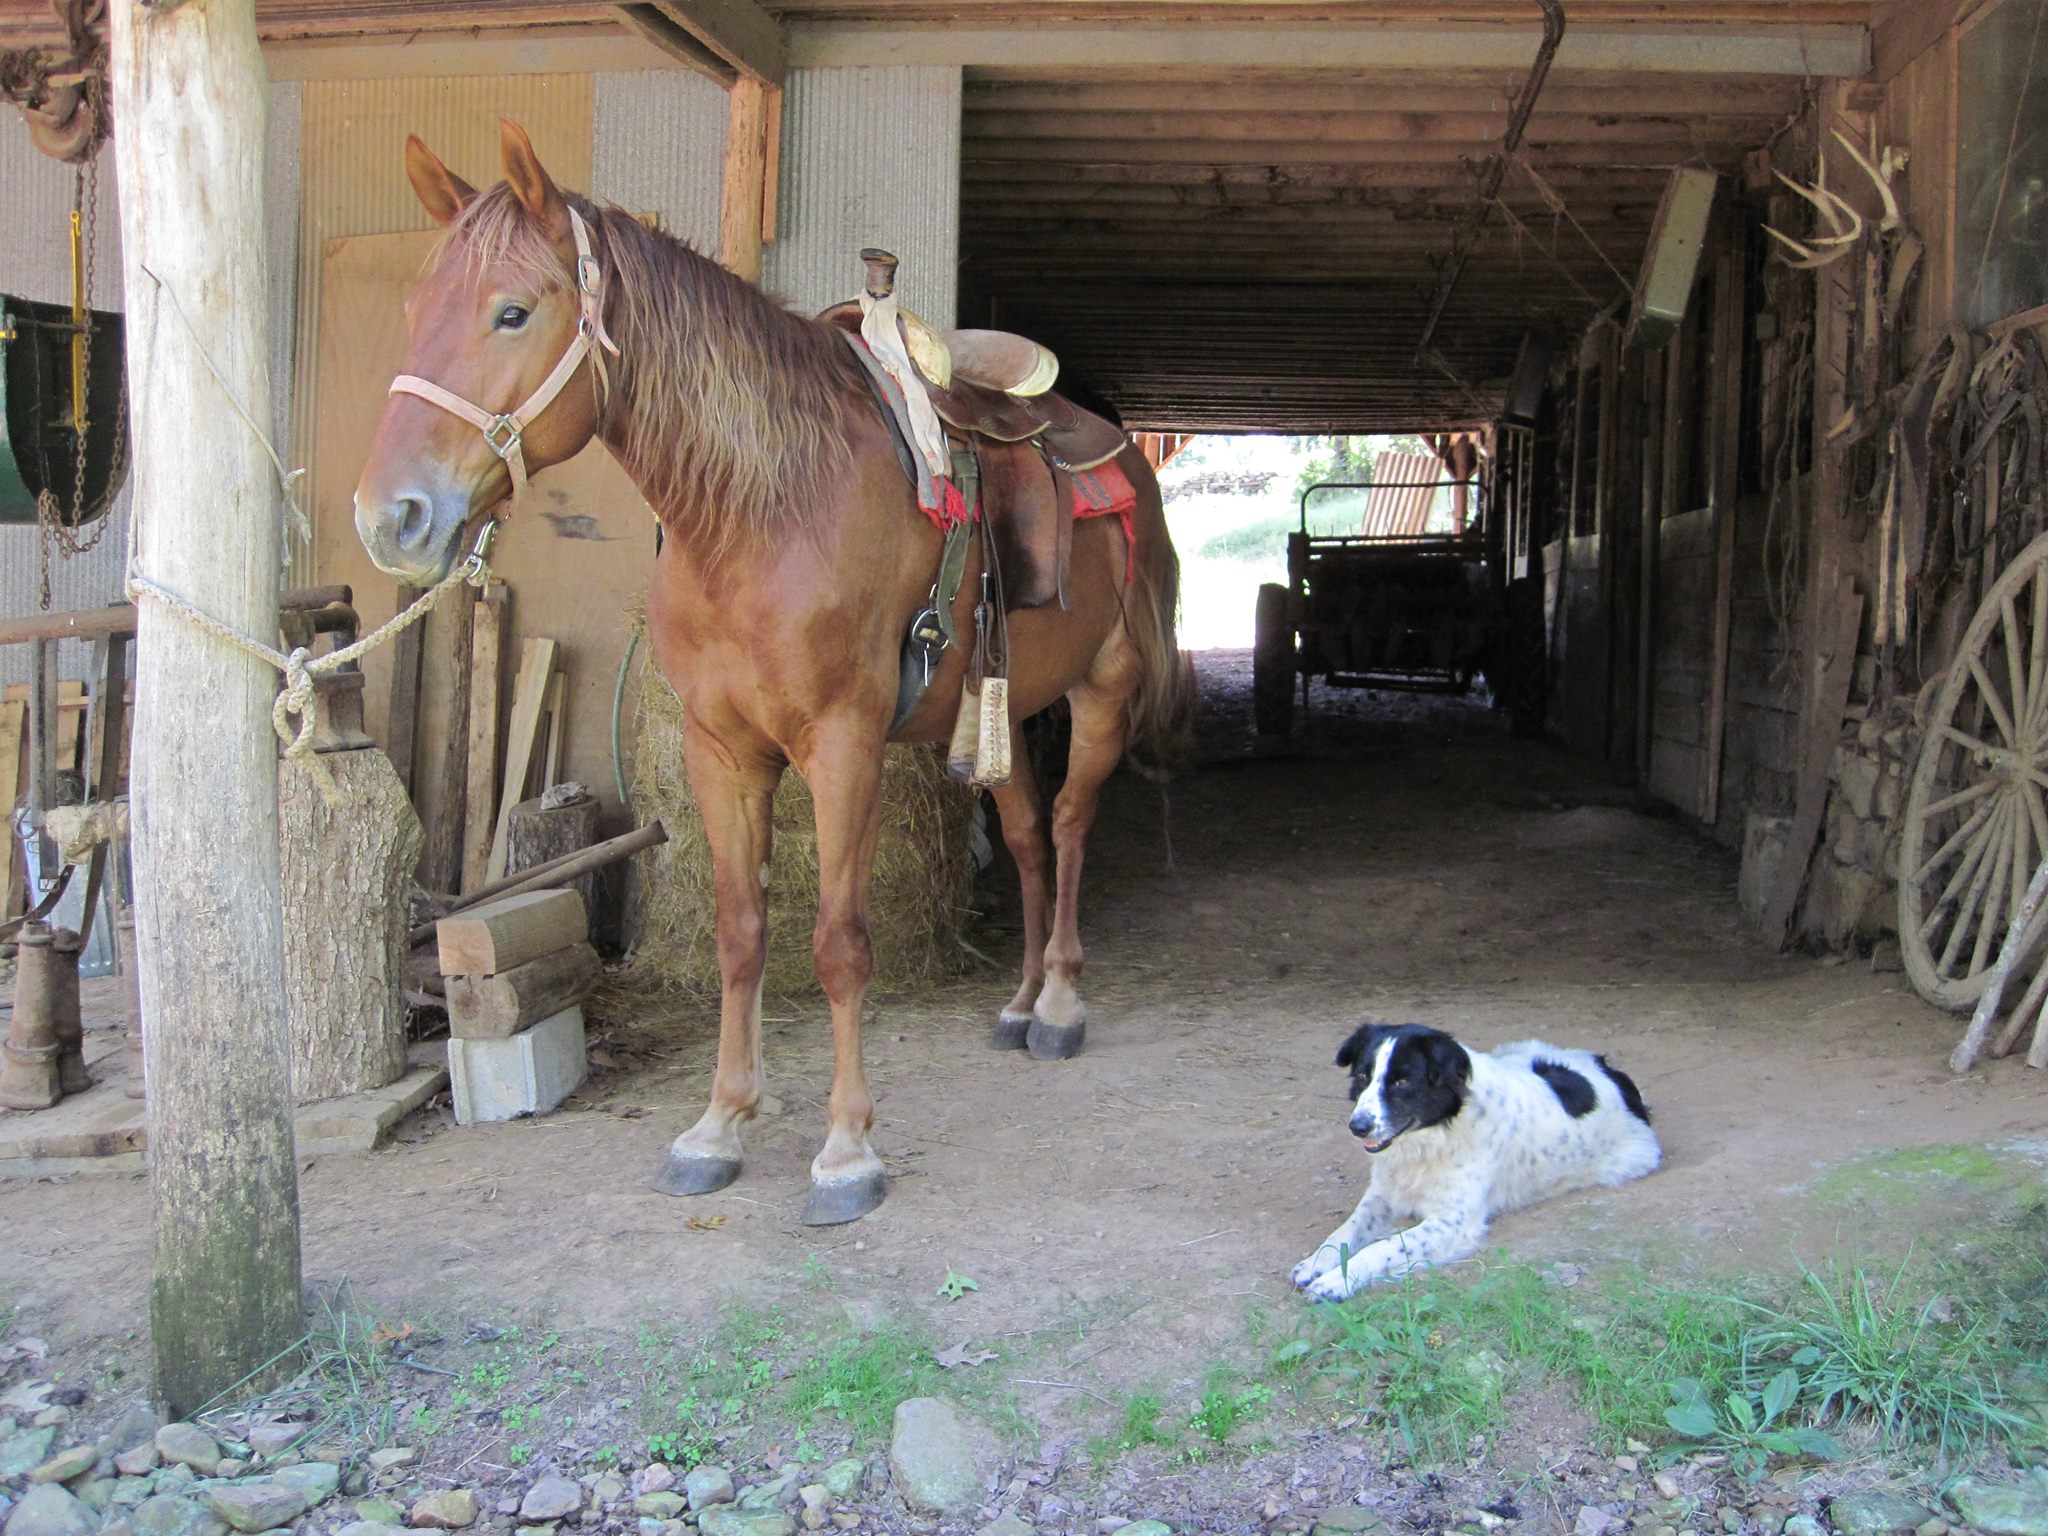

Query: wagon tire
[[1254, 582, 1295, 740], [1900, 529, 2048, 1010]]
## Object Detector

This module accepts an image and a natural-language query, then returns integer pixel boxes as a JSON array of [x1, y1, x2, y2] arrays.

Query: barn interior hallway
[[4, 649, 2040, 1370]]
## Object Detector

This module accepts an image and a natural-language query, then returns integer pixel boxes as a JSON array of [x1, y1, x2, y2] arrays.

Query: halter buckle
[[460, 518, 500, 584], [577, 251, 602, 297], [483, 415, 523, 459]]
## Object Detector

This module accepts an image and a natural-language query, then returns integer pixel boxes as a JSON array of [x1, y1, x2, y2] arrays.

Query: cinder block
[[447, 1007, 587, 1126]]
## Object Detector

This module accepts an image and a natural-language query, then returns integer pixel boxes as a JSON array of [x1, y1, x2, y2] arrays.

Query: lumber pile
[[437, 887, 597, 1125]]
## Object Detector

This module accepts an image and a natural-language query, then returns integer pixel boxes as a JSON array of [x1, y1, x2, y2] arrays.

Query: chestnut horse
[[354, 122, 1190, 1224]]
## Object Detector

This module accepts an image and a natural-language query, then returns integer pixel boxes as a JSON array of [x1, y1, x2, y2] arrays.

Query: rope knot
[[275, 645, 321, 760]]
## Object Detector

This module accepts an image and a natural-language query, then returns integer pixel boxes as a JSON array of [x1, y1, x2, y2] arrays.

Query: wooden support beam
[[649, 0, 785, 82], [486, 638, 559, 883], [1699, 240, 1745, 828], [792, 24, 1870, 77], [461, 582, 508, 894], [612, 3, 738, 83], [721, 75, 771, 283], [111, 0, 302, 1418]]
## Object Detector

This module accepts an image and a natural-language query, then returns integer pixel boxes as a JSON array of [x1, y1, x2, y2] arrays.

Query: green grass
[[782, 1328, 943, 1441], [1092, 1393, 1177, 1462], [1265, 1207, 2048, 1473]]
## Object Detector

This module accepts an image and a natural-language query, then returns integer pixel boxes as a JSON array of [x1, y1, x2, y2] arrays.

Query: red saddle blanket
[[920, 454, 1138, 585]]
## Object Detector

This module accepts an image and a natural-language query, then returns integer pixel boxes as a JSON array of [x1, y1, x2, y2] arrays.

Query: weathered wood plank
[[445, 941, 602, 1039], [437, 888, 588, 977]]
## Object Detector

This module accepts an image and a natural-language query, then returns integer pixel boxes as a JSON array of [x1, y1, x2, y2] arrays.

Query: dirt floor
[[2, 653, 2045, 1531]]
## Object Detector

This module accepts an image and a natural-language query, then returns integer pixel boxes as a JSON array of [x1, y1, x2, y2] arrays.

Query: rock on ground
[[27, 1447, 97, 1486], [819, 1463, 863, 1503], [153, 1427, 221, 1477], [410, 1491, 480, 1530], [697, 1510, 796, 1536], [1119, 1524, 1174, 1536], [519, 1479, 583, 1524], [129, 1495, 226, 1536], [1832, 1495, 1937, 1536], [684, 1469, 735, 1512], [977, 1517, 1036, 1536], [889, 1398, 994, 1516], [0, 1429, 59, 1480], [1947, 1479, 2048, 1536], [204, 1484, 310, 1535], [4, 1485, 97, 1536]]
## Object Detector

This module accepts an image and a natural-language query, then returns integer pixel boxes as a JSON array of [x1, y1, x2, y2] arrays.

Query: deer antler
[[1831, 127, 1907, 233], [1763, 152, 1864, 269]]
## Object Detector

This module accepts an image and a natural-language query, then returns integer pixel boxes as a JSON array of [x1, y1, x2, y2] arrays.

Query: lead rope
[[123, 267, 500, 809]]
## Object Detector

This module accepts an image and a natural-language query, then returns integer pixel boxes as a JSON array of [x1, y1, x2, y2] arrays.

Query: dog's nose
[[1348, 1115, 1376, 1139]]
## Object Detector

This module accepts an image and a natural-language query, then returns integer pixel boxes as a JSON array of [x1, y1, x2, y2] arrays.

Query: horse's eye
[[496, 303, 531, 331]]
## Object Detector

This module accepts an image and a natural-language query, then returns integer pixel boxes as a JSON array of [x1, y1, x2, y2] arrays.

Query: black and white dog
[[1290, 1023, 1660, 1302]]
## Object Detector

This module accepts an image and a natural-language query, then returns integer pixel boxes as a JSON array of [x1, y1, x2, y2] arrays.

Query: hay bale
[[619, 639, 977, 998]]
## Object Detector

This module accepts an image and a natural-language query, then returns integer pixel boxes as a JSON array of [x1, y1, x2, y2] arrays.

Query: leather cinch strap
[[388, 206, 620, 505]]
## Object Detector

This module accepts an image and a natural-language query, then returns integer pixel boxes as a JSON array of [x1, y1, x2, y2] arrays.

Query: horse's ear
[[499, 117, 569, 241], [404, 135, 475, 227]]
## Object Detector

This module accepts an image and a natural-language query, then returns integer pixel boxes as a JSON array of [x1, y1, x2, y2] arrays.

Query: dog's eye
[[1388, 1074, 1411, 1088], [496, 303, 531, 331]]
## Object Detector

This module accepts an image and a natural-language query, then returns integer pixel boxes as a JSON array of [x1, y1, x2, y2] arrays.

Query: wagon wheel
[[1253, 582, 1295, 739], [1900, 532, 2048, 1009]]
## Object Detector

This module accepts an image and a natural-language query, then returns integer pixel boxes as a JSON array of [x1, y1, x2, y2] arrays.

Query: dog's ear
[[1419, 1030, 1472, 1089], [1334, 1022, 1384, 1072]]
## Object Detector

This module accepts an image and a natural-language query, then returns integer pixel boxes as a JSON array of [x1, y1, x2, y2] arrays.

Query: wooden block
[[541, 671, 565, 791], [461, 582, 508, 892], [436, 887, 587, 977], [486, 637, 558, 883], [506, 792, 602, 914], [445, 941, 602, 1039], [423, 580, 479, 896]]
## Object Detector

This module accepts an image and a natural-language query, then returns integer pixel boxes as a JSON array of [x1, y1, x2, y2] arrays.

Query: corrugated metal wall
[[593, 71, 726, 253], [765, 66, 961, 324], [0, 85, 301, 683]]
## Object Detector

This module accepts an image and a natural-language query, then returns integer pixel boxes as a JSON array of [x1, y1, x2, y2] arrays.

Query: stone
[[129, 1495, 227, 1536], [447, 1009, 588, 1126], [4, 1486, 95, 1536], [213, 1463, 248, 1483], [366, 1450, 417, 1475], [241, 1428, 301, 1462], [111, 1480, 153, 1509], [410, 1491, 480, 1530], [97, 1407, 163, 1463], [1314, 1511, 1383, 1535], [592, 1477, 628, 1508], [0, 1430, 59, 1479], [888, 1399, 991, 1516], [153, 1467, 195, 1495], [1579, 1511, 1622, 1536], [519, 1480, 582, 1524], [74, 1482, 115, 1514], [205, 1483, 311, 1534], [1786, 1517, 1829, 1536], [638, 1521, 665, 1536], [635, 1468, 677, 1498], [685, 1469, 735, 1513], [977, 1517, 1036, 1536], [739, 1472, 800, 1512], [820, 1464, 863, 1503], [155, 1427, 223, 1477], [1119, 1524, 1173, 1536], [1655, 1478, 1681, 1502], [270, 1462, 341, 1506], [337, 1523, 407, 1536], [1831, 1496, 1936, 1536], [1946, 1480, 2048, 1536], [357, 1501, 407, 1526], [697, 1511, 796, 1536], [28, 1447, 98, 1486], [1915, 1523, 1948, 1536], [115, 1445, 160, 1478], [27, 1416, 66, 1434], [635, 1495, 687, 1520]]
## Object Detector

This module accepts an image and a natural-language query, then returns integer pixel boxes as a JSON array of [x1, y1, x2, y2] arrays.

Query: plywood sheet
[[311, 226, 656, 857]]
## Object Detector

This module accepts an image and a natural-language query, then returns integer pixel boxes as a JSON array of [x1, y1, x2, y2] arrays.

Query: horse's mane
[[441, 183, 863, 551]]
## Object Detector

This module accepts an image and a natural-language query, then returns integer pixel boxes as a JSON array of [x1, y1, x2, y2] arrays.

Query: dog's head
[[1333, 1022, 1471, 1152]]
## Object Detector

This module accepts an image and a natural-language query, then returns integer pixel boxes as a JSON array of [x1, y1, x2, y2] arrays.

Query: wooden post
[[461, 582, 508, 893], [110, 0, 303, 1416], [1699, 238, 1746, 830], [720, 76, 771, 283]]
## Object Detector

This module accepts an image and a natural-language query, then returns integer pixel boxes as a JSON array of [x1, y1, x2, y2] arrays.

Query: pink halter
[[388, 206, 620, 503]]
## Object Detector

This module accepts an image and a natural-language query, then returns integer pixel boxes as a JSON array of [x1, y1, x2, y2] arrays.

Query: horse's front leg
[[988, 747, 1051, 1051], [653, 723, 781, 1197], [1030, 678, 1128, 1061], [794, 721, 889, 1225]]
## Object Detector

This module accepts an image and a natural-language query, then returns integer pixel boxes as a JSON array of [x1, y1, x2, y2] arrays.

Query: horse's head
[[355, 119, 606, 582]]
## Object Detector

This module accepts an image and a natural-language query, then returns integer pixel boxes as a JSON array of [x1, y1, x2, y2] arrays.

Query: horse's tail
[[1121, 487, 1196, 781]]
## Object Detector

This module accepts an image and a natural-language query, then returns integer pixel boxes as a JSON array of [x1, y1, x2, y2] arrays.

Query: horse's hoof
[[991, 1012, 1033, 1051], [800, 1169, 886, 1226], [651, 1150, 742, 1197], [1026, 1017, 1086, 1060]]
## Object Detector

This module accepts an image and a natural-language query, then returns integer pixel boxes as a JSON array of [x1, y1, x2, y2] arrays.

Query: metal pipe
[[1414, 0, 1567, 365]]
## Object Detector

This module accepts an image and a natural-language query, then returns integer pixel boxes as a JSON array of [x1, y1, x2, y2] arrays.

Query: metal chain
[[35, 144, 118, 608]]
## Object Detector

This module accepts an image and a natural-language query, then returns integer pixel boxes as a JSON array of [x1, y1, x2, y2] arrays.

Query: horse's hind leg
[[795, 723, 889, 1226], [653, 728, 780, 1197], [1029, 669, 1131, 1061], [989, 748, 1051, 1050]]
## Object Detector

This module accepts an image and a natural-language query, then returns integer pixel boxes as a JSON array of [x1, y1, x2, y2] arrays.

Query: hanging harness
[[387, 206, 619, 503]]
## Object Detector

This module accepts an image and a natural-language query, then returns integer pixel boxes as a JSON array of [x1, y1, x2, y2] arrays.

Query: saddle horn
[[860, 248, 898, 301]]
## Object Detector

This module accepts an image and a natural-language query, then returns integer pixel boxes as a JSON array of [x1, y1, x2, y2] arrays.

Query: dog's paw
[[1302, 1267, 1361, 1304], [1288, 1254, 1331, 1290]]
